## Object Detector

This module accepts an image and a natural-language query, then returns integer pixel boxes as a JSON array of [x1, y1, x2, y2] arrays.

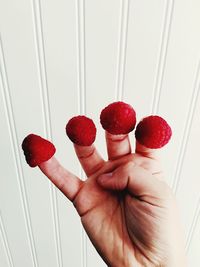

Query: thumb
[[97, 162, 169, 199]]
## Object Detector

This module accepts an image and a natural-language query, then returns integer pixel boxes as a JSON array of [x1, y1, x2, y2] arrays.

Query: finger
[[97, 162, 169, 200], [39, 156, 83, 201], [105, 131, 132, 160], [135, 141, 160, 161], [74, 144, 105, 176], [135, 141, 163, 178]]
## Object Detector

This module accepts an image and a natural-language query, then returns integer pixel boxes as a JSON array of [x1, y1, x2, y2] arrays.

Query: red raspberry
[[22, 134, 56, 167], [100, 101, 136, 135], [135, 115, 172, 149], [66, 115, 96, 146]]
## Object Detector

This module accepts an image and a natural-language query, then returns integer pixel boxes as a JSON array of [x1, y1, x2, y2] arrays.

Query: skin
[[39, 131, 187, 267]]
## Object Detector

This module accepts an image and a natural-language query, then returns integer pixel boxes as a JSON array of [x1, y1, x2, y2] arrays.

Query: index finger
[[39, 156, 83, 202]]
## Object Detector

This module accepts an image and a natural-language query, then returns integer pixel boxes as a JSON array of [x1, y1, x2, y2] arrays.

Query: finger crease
[[135, 150, 157, 160], [71, 181, 84, 203], [87, 161, 105, 176], [78, 148, 95, 159], [109, 151, 131, 161], [107, 135, 128, 143]]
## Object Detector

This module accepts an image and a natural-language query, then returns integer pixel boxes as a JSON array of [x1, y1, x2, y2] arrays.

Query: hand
[[39, 131, 187, 267]]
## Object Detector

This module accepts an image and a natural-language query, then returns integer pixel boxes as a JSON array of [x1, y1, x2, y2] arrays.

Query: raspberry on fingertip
[[100, 101, 136, 135], [22, 134, 56, 167], [66, 115, 96, 146], [135, 115, 172, 149]]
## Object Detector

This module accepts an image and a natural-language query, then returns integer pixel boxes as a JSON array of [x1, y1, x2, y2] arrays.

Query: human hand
[[37, 131, 186, 267]]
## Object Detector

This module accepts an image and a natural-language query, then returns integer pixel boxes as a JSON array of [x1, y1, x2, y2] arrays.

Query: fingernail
[[97, 172, 113, 183]]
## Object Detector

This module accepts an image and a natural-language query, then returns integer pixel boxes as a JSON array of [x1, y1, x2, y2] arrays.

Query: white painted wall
[[0, 0, 200, 266]]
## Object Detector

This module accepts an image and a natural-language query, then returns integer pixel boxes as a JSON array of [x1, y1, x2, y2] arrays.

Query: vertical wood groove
[[186, 197, 200, 252], [0, 213, 14, 267], [151, 0, 174, 114], [172, 61, 200, 193], [76, 0, 87, 266], [115, 0, 130, 101], [0, 36, 38, 267], [30, 1, 63, 266], [76, 0, 86, 115]]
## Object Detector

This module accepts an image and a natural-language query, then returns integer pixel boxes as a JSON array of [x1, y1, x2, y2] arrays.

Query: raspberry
[[22, 134, 56, 167], [66, 115, 96, 146], [135, 115, 172, 149], [100, 101, 136, 135]]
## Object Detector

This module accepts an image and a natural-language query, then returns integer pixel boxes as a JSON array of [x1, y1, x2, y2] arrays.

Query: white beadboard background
[[0, 0, 200, 266]]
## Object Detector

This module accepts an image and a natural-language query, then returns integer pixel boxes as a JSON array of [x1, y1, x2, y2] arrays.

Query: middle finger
[[105, 131, 132, 160]]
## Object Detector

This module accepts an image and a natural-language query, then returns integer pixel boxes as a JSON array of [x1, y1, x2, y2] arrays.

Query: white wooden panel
[[0, 1, 59, 266], [0, 214, 13, 267], [85, 0, 121, 159], [124, 0, 166, 122], [0, 75, 33, 266], [0, 239, 9, 267], [187, 213, 200, 266], [39, 0, 83, 266], [175, 82, 200, 238], [156, 0, 200, 185]]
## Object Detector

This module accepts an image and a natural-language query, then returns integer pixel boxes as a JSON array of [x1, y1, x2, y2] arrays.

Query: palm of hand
[[73, 153, 169, 267]]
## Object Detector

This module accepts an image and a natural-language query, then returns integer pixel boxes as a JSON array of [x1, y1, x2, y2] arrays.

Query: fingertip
[[100, 101, 136, 135], [22, 133, 56, 168], [135, 115, 172, 151], [65, 115, 96, 146]]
